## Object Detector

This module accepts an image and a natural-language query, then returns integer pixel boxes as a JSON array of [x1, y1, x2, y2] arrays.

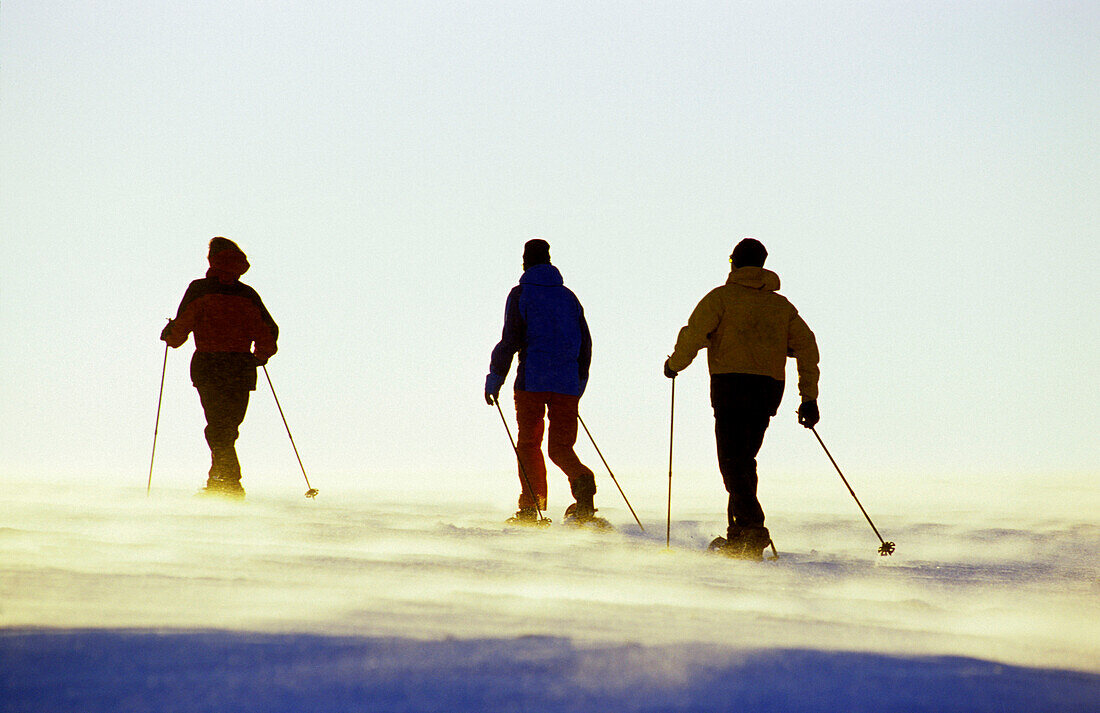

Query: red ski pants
[[513, 390, 596, 510]]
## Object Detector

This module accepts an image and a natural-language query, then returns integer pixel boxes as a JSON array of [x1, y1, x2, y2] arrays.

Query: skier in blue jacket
[[485, 239, 598, 524]]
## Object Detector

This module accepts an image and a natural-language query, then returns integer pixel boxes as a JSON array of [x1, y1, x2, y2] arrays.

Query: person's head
[[523, 238, 551, 271], [730, 237, 767, 268], [208, 236, 243, 258], [207, 236, 250, 278]]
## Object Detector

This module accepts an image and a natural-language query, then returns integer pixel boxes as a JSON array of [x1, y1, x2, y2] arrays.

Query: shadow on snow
[[1, 629, 1097, 713]]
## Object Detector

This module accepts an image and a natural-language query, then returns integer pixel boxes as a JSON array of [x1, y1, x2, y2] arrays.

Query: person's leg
[[545, 393, 596, 514], [711, 374, 784, 538], [714, 405, 767, 531], [198, 385, 250, 489], [513, 390, 549, 510], [191, 352, 255, 497]]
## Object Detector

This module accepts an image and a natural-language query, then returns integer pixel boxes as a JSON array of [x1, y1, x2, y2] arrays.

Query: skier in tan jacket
[[663, 237, 819, 559]]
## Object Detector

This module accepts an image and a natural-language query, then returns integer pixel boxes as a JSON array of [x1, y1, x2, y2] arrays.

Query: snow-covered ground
[[2, 479, 1098, 712]]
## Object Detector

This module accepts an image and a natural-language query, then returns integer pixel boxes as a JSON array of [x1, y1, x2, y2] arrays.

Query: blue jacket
[[487, 264, 592, 397]]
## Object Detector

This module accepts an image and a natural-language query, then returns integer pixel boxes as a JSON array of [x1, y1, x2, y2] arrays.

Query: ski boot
[[562, 502, 612, 530]]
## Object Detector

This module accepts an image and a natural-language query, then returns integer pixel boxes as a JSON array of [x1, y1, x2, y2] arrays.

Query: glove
[[159, 320, 174, 342], [663, 359, 678, 379], [484, 373, 504, 406], [797, 400, 819, 429], [252, 354, 269, 367]]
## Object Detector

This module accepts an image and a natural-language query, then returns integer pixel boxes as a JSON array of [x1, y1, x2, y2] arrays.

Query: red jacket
[[163, 250, 278, 360]]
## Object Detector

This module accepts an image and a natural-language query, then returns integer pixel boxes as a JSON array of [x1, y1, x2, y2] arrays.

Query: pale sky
[[2, 2, 1097, 517]]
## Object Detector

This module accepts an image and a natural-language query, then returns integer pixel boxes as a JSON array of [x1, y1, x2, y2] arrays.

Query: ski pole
[[263, 365, 318, 499], [493, 396, 547, 523], [809, 427, 894, 556], [577, 414, 645, 532], [146, 340, 169, 496], [666, 373, 676, 548]]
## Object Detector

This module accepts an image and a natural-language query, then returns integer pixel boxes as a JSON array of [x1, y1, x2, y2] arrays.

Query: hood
[[519, 263, 564, 287], [207, 247, 250, 283], [726, 266, 780, 291]]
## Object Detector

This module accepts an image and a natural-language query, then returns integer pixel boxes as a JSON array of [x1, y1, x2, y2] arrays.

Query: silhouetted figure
[[664, 238, 819, 559], [486, 239, 598, 525], [161, 237, 278, 499]]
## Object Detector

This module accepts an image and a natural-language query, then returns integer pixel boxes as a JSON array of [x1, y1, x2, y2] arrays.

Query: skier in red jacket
[[161, 237, 278, 498]]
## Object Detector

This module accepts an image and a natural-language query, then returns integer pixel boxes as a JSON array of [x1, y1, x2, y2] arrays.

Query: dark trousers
[[514, 390, 597, 510], [711, 373, 784, 532], [191, 352, 256, 483], [197, 386, 250, 482]]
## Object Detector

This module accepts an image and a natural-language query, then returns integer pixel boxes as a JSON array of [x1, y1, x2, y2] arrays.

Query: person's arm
[[485, 287, 524, 403], [248, 288, 279, 363], [787, 311, 819, 402], [577, 303, 592, 396], [789, 310, 821, 428], [160, 282, 202, 348], [666, 290, 722, 374]]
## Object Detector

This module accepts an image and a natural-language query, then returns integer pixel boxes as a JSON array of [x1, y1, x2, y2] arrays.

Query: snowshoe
[[562, 502, 613, 531], [506, 507, 551, 528], [708, 526, 775, 561], [708, 536, 744, 558]]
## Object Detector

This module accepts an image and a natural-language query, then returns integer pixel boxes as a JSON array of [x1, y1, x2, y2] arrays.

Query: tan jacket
[[668, 266, 819, 401]]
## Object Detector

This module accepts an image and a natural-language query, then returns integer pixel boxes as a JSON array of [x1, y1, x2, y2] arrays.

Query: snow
[[2, 480, 1098, 712]]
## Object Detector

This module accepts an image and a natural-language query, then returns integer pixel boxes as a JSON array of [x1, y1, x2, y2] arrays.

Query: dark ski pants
[[191, 352, 257, 485], [710, 373, 784, 534], [197, 386, 250, 482], [514, 390, 597, 511]]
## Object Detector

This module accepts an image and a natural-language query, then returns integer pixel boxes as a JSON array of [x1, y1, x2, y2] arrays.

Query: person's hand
[[484, 373, 504, 406], [159, 320, 173, 342], [253, 354, 269, 367], [797, 400, 819, 428], [663, 359, 677, 379]]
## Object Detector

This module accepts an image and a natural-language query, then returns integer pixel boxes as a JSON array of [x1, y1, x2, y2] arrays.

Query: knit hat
[[207, 236, 250, 278], [523, 239, 551, 267], [730, 237, 767, 268]]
